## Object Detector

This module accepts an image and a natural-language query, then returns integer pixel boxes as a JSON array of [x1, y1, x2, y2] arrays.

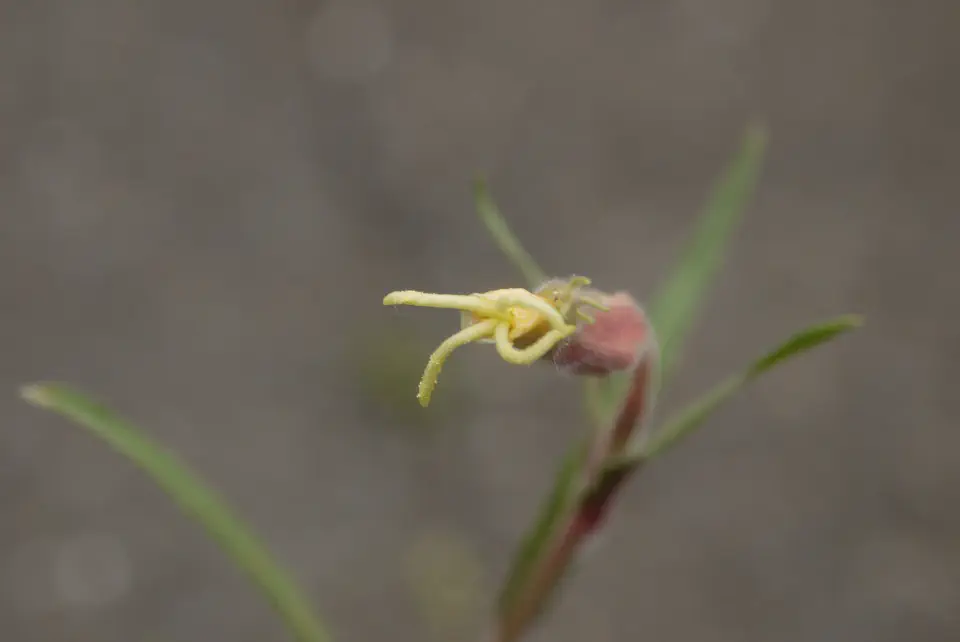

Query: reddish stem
[[495, 344, 658, 642]]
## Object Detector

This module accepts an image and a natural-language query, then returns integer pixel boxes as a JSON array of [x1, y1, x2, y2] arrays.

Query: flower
[[383, 276, 607, 407]]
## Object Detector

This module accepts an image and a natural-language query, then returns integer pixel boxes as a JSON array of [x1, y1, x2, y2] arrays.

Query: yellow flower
[[383, 276, 606, 407]]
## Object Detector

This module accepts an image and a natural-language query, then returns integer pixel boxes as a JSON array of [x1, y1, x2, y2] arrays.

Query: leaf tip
[[841, 313, 865, 328], [20, 383, 52, 408], [826, 314, 865, 334]]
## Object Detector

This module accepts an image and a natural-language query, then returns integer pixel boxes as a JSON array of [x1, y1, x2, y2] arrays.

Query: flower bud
[[549, 291, 654, 376]]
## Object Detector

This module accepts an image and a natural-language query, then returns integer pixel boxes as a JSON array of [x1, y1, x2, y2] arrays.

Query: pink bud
[[550, 292, 653, 376]]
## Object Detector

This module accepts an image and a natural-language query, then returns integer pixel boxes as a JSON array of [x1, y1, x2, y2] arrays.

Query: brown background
[[1, 0, 958, 640]]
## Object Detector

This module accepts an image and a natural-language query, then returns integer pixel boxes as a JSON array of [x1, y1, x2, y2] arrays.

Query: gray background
[[2, 0, 958, 640]]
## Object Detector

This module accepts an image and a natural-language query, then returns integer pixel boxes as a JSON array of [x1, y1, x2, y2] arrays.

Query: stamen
[[418, 319, 498, 407], [483, 290, 569, 332], [494, 323, 575, 365], [578, 296, 610, 312], [576, 309, 596, 324], [384, 291, 511, 321]]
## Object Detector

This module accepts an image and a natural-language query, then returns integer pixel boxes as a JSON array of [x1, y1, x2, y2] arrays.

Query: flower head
[[383, 276, 606, 407]]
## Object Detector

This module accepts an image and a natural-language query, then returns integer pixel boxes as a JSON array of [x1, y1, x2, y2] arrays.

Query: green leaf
[[21, 383, 333, 642], [650, 123, 768, 379], [588, 124, 768, 423], [497, 440, 588, 615], [474, 177, 547, 289], [612, 315, 862, 465]]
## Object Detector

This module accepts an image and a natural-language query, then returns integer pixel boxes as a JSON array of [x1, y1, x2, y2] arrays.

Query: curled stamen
[[418, 318, 498, 407], [494, 323, 575, 365], [481, 289, 570, 333]]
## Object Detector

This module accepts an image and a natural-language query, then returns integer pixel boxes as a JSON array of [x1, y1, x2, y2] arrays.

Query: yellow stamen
[[384, 291, 510, 321], [418, 318, 498, 407], [478, 288, 569, 331], [494, 322, 575, 365]]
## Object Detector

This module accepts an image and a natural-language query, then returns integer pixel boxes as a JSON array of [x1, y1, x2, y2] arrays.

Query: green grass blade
[[21, 383, 333, 642], [475, 177, 547, 288], [650, 124, 768, 379], [587, 124, 768, 423], [622, 315, 862, 463]]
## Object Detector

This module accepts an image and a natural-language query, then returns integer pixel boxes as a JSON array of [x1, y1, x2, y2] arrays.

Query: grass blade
[[612, 315, 862, 464], [650, 123, 768, 379], [588, 124, 768, 422], [475, 177, 547, 288], [21, 383, 333, 642]]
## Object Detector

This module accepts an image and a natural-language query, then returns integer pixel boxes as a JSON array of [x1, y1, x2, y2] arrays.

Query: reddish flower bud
[[549, 291, 654, 376]]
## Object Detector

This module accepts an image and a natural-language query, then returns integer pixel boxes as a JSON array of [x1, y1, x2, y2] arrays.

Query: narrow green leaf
[[744, 316, 860, 376], [588, 124, 767, 424], [474, 177, 547, 288], [497, 440, 588, 615], [650, 123, 768, 379], [616, 315, 862, 464], [21, 383, 332, 642]]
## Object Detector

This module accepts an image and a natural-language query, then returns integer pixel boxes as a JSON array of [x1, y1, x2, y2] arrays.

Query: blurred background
[[1, 0, 958, 640]]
